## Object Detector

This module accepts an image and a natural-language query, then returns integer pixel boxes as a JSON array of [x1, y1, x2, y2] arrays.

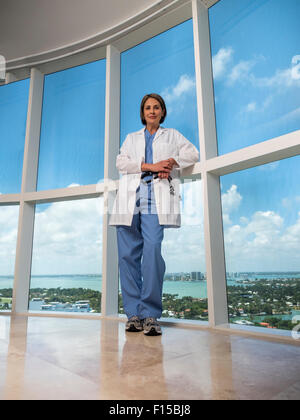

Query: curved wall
[[1, 0, 218, 73]]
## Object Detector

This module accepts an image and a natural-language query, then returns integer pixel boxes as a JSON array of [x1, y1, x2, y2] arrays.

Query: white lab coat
[[109, 126, 199, 227]]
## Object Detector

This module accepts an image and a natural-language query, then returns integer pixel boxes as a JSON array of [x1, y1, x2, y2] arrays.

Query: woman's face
[[143, 98, 164, 127]]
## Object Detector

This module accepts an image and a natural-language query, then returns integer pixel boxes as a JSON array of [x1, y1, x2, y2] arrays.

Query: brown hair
[[140, 93, 167, 125]]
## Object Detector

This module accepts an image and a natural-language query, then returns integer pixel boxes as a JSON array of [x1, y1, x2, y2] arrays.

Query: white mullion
[[0, 194, 20, 205], [193, 0, 228, 326], [12, 68, 44, 313], [206, 129, 300, 176], [101, 45, 121, 316], [202, 171, 228, 326], [193, 0, 217, 159], [23, 184, 105, 204]]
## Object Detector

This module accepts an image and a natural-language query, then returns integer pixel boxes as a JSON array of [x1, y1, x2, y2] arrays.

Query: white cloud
[[212, 47, 234, 80], [217, 51, 300, 134], [245, 210, 283, 236], [0, 205, 19, 274], [214, 50, 300, 91], [280, 212, 300, 250], [221, 184, 242, 222], [163, 180, 205, 272], [223, 194, 300, 271], [180, 180, 204, 226], [227, 59, 256, 85], [228, 54, 300, 90], [33, 198, 103, 274], [163, 225, 206, 273], [162, 74, 196, 105], [241, 95, 274, 115], [253, 56, 300, 89], [239, 216, 249, 225], [291, 55, 300, 80]]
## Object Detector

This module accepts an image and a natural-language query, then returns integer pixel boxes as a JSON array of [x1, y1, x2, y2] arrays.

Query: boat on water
[[41, 305, 53, 310], [233, 320, 254, 325]]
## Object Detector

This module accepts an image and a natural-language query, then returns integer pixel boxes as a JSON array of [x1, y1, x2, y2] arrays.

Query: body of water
[[1, 273, 300, 300], [2, 274, 300, 326], [0, 275, 208, 299]]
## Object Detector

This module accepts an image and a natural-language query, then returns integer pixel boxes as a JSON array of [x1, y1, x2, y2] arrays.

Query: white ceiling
[[0, 0, 162, 63]]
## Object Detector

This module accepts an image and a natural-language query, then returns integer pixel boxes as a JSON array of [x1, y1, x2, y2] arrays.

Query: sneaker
[[125, 316, 143, 332], [143, 317, 162, 336]]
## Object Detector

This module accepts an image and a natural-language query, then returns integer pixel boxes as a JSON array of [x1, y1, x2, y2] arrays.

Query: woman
[[110, 93, 199, 335]]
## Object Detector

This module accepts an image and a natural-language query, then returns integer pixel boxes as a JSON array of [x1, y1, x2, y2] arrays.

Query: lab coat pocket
[[154, 142, 178, 161]]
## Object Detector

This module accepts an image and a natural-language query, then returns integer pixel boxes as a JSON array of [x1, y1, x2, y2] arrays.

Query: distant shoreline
[[1, 271, 300, 278], [1, 272, 300, 301]]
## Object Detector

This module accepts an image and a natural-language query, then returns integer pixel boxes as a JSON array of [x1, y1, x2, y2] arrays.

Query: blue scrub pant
[[116, 185, 165, 320]]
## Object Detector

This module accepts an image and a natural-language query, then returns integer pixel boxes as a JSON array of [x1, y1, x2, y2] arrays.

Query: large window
[[29, 197, 103, 314], [0, 205, 19, 311], [0, 79, 30, 193], [221, 155, 300, 331], [37, 59, 106, 191], [121, 19, 199, 150], [162, 179, 207, 321], [209, 0, 300, 155]]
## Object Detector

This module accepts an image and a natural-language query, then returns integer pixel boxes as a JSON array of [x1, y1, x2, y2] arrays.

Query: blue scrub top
[[137, 129, 156, 213], [143, 129, 155, 179]]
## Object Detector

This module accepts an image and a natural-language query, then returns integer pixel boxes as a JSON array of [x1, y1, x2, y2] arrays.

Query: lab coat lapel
[[135, 128, 145, 160], [153, 126, 165, 143], [135, 126, 164, 160]]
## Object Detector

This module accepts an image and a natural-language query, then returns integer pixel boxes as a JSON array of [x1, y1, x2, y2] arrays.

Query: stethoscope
[[141, 171, 175, 195]]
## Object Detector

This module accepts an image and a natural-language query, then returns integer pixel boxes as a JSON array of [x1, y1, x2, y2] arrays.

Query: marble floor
[[0, 315, 299, 400]]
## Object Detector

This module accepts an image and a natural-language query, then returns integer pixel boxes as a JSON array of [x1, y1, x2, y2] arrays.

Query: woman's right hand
[[142, 160, 172, 174], [152, 160, 173, 173]]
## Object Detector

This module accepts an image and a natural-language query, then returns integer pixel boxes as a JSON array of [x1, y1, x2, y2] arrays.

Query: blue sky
[[0, 0, 299, 275], [209, 0, 300, 154], [0, 79, 29, 194], [37, 59, 106, 190], [209, 0, 300, 271]]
